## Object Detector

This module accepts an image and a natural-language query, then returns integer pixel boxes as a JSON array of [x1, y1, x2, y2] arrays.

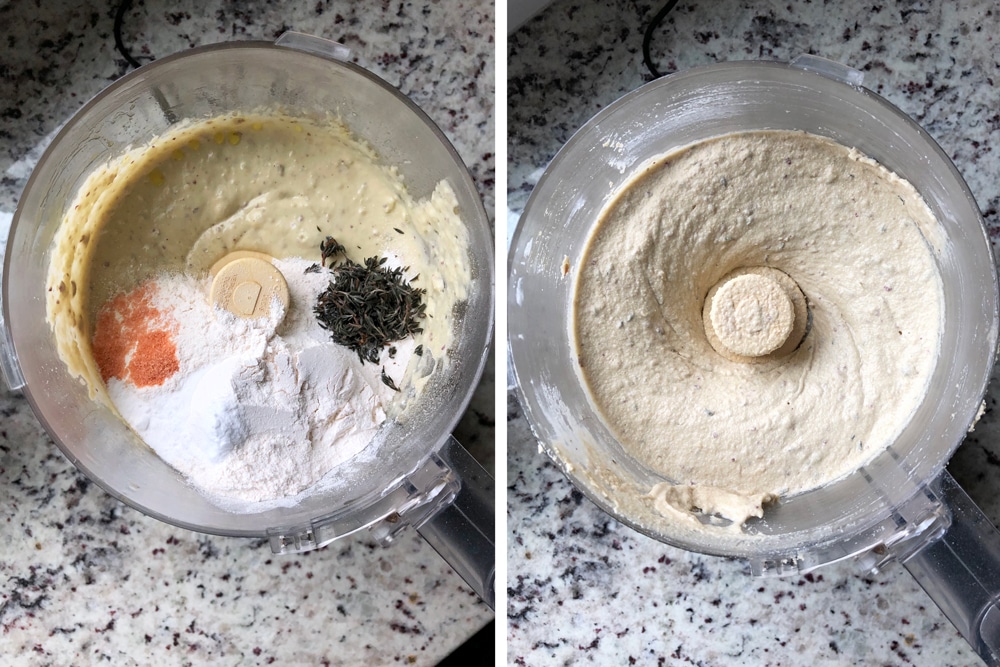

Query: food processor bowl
[[1, 34, 494, 608], [508, 56, 1000, 660]]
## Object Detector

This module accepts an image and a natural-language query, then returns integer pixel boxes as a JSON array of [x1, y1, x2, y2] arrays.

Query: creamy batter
[[47, 113, 470, 407], [573, 130, 943, 528]]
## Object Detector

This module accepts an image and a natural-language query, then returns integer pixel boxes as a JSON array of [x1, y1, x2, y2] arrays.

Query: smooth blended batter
[[45, 112, 471, 502], [573, 130, 944, 528]]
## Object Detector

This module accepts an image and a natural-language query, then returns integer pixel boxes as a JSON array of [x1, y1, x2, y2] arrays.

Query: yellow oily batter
[[46, 112, 470, 405], [572, 130, 944, 528]]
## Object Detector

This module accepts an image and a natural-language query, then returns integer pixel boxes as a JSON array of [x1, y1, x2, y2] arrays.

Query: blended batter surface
[[573, 130, 943, 527], [45, 112, 471, 504]]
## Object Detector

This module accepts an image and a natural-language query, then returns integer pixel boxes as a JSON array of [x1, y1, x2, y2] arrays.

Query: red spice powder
[[92, 281, 179, 387]]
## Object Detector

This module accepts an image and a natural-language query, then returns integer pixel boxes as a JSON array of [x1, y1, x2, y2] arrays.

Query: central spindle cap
[[703, 267, 807, 362], [210, 250, 290, 321]]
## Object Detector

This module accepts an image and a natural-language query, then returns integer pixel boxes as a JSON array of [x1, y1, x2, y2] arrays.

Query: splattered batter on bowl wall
[[45, 112, 471, 509], [572, 130, 944, 529]]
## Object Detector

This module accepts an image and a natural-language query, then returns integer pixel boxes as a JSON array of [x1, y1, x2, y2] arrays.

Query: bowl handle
[[269, 436, 495, 609], [789, 54, 865, 88], [273, 31, 355, 65], [902, 470, 1000, 665], [415, 436, 496, 610]]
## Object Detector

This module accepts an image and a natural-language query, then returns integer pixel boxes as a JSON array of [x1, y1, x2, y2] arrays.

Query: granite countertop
[[508, 1, 1000, 665], [0, 0, 494, 664]]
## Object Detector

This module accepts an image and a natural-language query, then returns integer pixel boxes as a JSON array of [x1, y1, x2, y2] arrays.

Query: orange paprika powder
[[92, 281, 180, 388]]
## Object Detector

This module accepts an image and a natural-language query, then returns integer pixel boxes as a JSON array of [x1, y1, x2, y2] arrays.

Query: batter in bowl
[[48, 113, 468, 400], [45, 112, 471, 507], [572, 130, 944, 528]]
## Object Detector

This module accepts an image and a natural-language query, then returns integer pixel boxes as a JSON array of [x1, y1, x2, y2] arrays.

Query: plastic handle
[[790, 54, 865, 88], [274, 31, 357, 65], [416, 436, 495, 610], [902, 470, 1000, 665], [273, 31, 385, 85]]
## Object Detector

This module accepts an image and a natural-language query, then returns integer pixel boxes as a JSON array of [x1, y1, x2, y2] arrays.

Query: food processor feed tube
[[508, 56, 1000, 662], [1, 34, 494, 609]]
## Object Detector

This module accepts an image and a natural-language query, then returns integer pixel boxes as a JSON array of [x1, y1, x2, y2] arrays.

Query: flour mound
[[106, 257, 410, 509]]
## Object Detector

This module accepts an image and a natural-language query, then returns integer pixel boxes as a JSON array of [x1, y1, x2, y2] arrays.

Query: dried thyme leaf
[[381, 367, 400, 392], [320, 236, 347, 267], [313, 246, 427, 365]]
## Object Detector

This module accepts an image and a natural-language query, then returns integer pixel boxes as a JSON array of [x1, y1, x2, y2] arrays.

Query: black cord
[[642, 0, 680, 79], [114, 0, 142, 69], [112, 0, 176, 123]]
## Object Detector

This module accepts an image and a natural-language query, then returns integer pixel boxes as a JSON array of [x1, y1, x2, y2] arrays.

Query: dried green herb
[[414, 344, 423, 357], [381, 367, 400, 392], [313, 241, 427, 365], [320, 236, 347, 267]]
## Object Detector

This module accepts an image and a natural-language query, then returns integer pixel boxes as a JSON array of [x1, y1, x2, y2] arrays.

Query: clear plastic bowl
[[2, 36, 494, 573], [508, 58, 998, 569]]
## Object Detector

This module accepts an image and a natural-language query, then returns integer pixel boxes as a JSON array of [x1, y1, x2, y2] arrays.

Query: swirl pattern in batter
[[573, 130, 943, 527]]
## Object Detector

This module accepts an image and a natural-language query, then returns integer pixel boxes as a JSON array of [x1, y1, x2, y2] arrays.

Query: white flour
[[106, 257, 412, 510]]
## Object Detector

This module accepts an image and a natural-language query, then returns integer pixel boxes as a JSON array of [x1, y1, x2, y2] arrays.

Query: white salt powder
[[106, 257, 413, 511]]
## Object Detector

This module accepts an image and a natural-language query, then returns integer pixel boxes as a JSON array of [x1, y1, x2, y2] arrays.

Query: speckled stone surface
[[0, 0, 493, 664], [508, 1, 1000, 665]]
